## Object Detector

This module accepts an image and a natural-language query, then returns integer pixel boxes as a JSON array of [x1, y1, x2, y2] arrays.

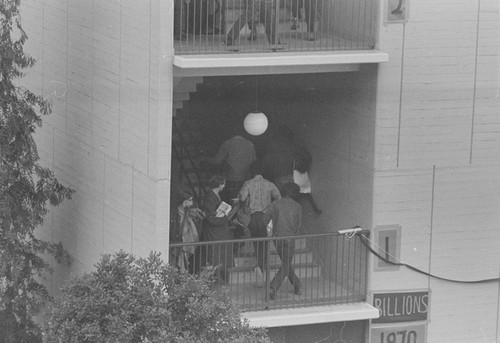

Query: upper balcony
[[173, 0, 388, 77]]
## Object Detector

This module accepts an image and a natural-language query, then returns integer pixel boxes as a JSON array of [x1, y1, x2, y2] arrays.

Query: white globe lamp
[[244, 111, 268, 136]]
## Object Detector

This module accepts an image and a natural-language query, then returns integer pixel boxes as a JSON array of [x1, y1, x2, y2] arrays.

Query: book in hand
[[216, 201, 232, 218]]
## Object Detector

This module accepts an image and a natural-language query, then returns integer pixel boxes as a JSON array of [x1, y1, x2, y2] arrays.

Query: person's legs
[[291, 0, 303, 18], [187, 246, 204, 275], [304, 0, 316, 40], [213, 241, 233, 284], [285, 239, 302, 293], [206, 0, 221, 34], [271, 239, 297, 298], [249, 212, 267, 271], [226, 3, 251, 45], [291, 0, 303, 29], [216, 0, 226, 33], [270, 239, 287, 297], [246, 0, 259, 39], [260, 0, 278, 44]]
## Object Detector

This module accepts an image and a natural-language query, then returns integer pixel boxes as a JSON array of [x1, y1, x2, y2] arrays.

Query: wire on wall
[[351, 231, 500, 284]]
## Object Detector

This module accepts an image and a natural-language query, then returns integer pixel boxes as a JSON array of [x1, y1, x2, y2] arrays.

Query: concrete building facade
[[19, 0, 500, 342]]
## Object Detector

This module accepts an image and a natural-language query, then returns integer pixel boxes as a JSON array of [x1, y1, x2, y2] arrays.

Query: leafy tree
[[0, 1, 74, 342], [44, 251, 271, 343]]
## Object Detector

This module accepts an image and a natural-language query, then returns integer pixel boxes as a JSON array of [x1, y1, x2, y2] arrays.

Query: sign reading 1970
[[372, 291, 429, 324], [371, 324, 426, 343]]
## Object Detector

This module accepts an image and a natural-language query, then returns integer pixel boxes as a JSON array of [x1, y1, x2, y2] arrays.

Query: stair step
[[182, 165, 209, 178], [174, 77, 203, 92], [234, 251, 313, 268], [173, 100, 184, 110], [235, 241, 309, 255], [228, 264, 320, 284], [173, 77, 204, 118], [180, 180, 207, 192], [178, 171, 206, 182], [179, 153, 203, 164], [173, 92, 191, 101], [237, 245, 309, 257], [175, 118, 203, 129], [178, 185, 206, 194], [172, 131, 203, 144], [172, 77, 215, 206], [237, 238, 308, 254], [173, 115, 203, 126]]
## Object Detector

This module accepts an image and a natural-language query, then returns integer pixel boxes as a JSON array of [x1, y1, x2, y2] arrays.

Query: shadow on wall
[[180, 72, 376, 233]]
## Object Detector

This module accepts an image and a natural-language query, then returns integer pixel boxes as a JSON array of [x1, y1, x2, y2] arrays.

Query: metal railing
[[169, 230, 370, 311], [174, 0, 377, 54]]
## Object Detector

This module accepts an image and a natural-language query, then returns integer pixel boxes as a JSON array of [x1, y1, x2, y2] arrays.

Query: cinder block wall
[[20, 0, 174, 294], [373, 0, 500, 341]]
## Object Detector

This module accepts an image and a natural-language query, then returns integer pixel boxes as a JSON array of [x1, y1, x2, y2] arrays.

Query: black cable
[[357, 233, 500, 284]]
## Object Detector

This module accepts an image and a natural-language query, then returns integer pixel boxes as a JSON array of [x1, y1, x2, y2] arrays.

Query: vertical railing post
[[264, 237, 271, 306], [275, 0, 280, 47]]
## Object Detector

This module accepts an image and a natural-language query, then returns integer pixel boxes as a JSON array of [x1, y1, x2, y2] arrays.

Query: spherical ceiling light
[[244, 111, 268, 136]]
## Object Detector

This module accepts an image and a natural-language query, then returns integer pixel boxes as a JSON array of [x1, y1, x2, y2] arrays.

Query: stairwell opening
[[171, 70, 377, 234]]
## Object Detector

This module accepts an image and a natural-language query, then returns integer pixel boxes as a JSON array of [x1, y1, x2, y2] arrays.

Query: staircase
[[171, 77, 211, 204], [172, 116, 211, 203], [173, 77, 204, 116], [170, 78, 323, 305]]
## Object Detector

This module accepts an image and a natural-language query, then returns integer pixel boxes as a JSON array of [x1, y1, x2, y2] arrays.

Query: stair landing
[[227, 276, 365, 312]]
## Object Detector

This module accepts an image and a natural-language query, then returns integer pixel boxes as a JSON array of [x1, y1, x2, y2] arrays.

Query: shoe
[[291, 18, 299, 30], [269, 289, 276, 300], [307, 32, 316, 41], [294, 288, 301, 296], [225, 36, 233, 46]]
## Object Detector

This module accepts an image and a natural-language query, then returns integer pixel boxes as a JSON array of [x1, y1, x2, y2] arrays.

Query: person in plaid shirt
[[239, 161, 281, 274]]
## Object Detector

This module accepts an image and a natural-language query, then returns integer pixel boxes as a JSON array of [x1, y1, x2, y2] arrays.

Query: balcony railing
[[169, 230, 370, 311], [174, 0, 377, 54]]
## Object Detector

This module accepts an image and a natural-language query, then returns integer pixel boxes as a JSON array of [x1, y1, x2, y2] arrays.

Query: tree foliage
[[0, 1, 74, 342], [44, 251, 271, 343]]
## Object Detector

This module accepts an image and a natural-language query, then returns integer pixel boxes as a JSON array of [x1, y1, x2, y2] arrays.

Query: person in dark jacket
[[201, 174, 234, 284], [204, 127, 256, 203], [263, 182, 302, 299]]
